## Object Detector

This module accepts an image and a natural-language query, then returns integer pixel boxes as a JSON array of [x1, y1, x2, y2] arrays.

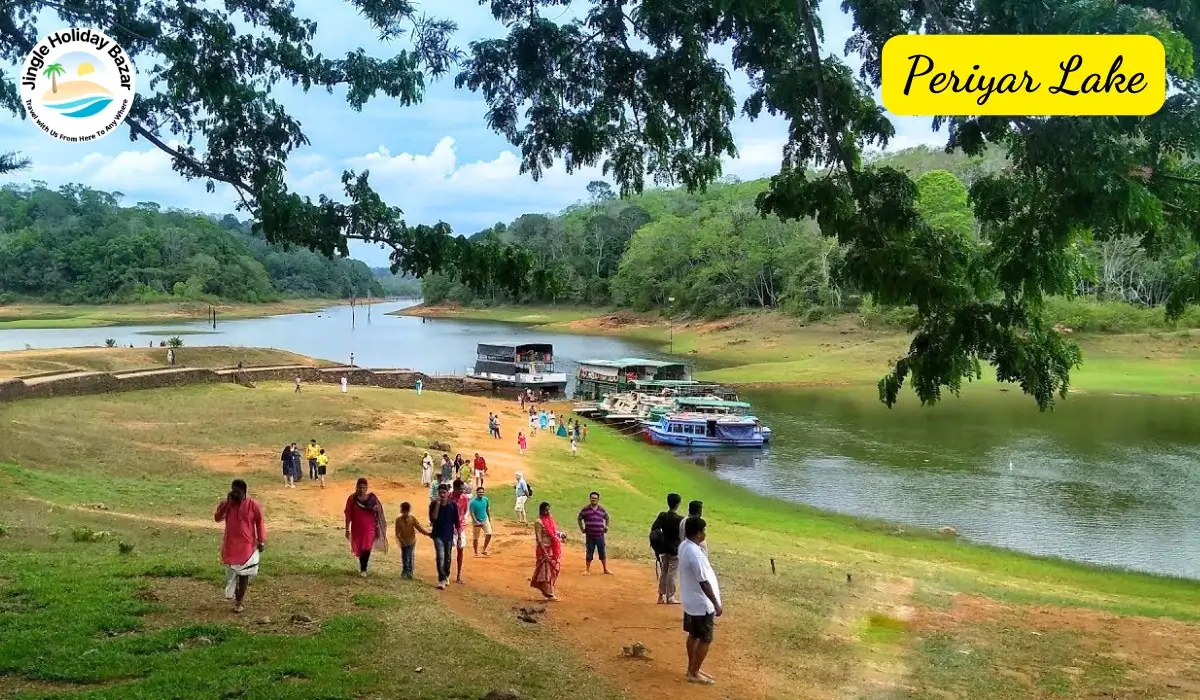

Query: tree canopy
[[0, 183, 384, 303], [1, 0, 1197, 408]]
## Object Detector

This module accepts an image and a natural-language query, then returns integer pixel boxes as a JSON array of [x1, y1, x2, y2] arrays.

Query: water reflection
[[700, 387, 1200, 578]]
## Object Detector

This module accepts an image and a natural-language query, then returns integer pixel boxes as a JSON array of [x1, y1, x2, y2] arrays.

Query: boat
[[642, 412, 771, 448], [467, 342, 568, 395], [573, 358, 737, 401], [643, 397, 772, 441]]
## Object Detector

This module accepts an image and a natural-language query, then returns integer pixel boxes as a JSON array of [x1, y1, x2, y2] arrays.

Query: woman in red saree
[[531, 501, 565, 600], [344, 477, 387, 577]]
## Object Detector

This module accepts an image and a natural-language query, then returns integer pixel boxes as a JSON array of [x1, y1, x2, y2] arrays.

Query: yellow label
[[882, 35, 1165, 116]]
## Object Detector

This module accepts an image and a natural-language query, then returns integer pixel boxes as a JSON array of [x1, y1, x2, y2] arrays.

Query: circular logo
[[18, 28, 137, 143]]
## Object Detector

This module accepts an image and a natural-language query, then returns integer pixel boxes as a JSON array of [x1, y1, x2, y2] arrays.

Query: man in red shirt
[[452, 478, 472, 584], [214, 479, 266, 613], [472, 452, 488, 489]]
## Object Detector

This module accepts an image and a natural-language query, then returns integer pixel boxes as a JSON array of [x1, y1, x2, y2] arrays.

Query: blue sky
[[0, 0, 942, 267]]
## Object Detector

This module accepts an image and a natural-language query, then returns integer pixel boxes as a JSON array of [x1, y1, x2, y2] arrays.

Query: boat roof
[[477, 342, 554, 353], [675, 397, 752, 408], [630, 379, 702, 386], [578, 358, 684, 369], [663, 412, 758, 422]]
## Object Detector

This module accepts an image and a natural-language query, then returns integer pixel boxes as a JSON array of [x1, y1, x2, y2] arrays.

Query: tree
[[0, 0, 472, 286], [0, 152, 28, 175], [456, 0, 1200, 410], [41, 62, 63, 93]]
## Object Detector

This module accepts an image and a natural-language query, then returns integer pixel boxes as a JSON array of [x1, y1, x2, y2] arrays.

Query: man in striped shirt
[[577, 491, 611, 575]]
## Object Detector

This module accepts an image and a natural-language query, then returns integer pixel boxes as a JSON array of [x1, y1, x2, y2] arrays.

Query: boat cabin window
[[706, 419, 717, 438]]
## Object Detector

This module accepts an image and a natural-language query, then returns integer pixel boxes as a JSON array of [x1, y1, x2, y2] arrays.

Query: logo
[[19, 28, 136, 142], [881, 35, 1165, 116]]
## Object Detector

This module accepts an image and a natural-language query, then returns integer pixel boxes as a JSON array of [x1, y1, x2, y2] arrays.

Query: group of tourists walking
[[215, 397, 722, 687], [280, 439, 328, 488]]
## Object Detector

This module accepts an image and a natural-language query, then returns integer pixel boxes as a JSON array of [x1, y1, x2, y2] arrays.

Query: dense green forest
[[0, 183, 410, 304], [422, 145, 1199, 327]]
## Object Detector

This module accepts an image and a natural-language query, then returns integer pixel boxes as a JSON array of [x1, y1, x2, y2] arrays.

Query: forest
[[0, 183, 415, 303], [421, 145, 1199, 330]]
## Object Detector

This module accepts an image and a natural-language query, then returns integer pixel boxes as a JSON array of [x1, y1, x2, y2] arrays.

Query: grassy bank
[[1, 381, 1198, 699], [397, 303, 1200, 397], [0, 346, 332, 379], [0, 299, 355, 329]]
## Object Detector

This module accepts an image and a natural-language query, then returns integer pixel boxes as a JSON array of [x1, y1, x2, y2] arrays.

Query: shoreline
[[0, 297, 404, 330], [396, 302, 1200, 398]]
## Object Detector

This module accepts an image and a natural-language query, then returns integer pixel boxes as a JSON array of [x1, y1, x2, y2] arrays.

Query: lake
[[4, 299, 1198, 578]]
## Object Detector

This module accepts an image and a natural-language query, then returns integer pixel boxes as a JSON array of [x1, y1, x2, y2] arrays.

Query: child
[[582, 424, 588, 441], [316, 449, 329, 488], [517, 431, 527, 455], [570, 435, 578, 457], [394, 502, 430, 579]]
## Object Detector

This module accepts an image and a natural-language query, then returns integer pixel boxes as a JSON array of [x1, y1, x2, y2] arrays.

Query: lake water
[[6, 299, 1199, 578]]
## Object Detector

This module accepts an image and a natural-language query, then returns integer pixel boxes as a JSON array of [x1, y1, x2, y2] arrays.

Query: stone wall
[[0, 363, 495, 404]]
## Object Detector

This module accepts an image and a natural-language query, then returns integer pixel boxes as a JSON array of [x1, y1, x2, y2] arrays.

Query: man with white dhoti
[[214, 479, 266, 613]]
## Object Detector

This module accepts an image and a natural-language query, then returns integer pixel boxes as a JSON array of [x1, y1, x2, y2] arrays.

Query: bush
[[70, 526, 111, 543], [104, 338, 116, 347], [167, 336, 184, 348]]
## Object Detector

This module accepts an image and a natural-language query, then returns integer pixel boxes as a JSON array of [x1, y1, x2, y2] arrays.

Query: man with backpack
[[649, 493, 685, 604]]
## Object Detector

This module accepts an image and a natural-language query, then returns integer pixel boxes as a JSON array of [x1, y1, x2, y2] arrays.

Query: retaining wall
[[0, 363, 493, 404]]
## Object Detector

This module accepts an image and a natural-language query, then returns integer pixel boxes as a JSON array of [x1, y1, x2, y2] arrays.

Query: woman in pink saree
[[531, 501, 565, 600], [344, 477, 387, 577]]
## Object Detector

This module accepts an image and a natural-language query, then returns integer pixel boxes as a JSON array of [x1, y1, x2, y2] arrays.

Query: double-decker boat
[[467, 342, 568, 395]]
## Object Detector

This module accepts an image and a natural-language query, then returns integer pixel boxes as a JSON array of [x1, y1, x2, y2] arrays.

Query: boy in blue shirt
[[469, 486, 493, 557]]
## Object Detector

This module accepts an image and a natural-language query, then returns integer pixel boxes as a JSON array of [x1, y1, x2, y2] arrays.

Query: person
[[452, 479, 471, 583], [514, 471, 530, 524], [288, 442, 302, 484], [420, 452, 433, 486], [493, 413, 501, 440], [440, 454, 453, 484], [294, 375, 301, 393], [344, 478, 387, 577], [650, 493, 685, 604], [429, 473, 446, 502], [539, 410, 548, 433], [487, 412, 495, 438], [472, 452, 487, 489], [469, 486, 492, 556], [214, 479, 265, 614], [167, 347, 175, 365], [531, 502, 564, 601], [415, 377, 423, 396], [582, 424, 588, 441], [574, 422, 582, 441], [316, 448, 329, 488], [528, 410, 538, 435], [681, 501, 709, 554], [577, 491, 611, 575], [548, 411, 556, 431], [349, 352, 355, 366], [453, 453, 466, 481], [305, 439, 322, 481], [280, 444, 296, 488], [570, 434, 579, 456], [556, 422, 568, 438], [395, 501, 430, 580], [679, 517, 721, 685], [517, 431, 527, 455], [340, 375, 348, 393], [428, 483, 458, 589]]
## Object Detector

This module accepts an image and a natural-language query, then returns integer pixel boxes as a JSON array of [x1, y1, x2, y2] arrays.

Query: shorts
[[473, 520, 493, 535], [473, 469, 485, 480], [317, 464, 327, 476], [585, 535, 606, 562], [453, 530, 467, 549], [683, 612, 715, 643]]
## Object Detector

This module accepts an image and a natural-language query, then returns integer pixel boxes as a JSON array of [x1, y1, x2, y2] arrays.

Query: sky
[[0, 0, 944, 267]]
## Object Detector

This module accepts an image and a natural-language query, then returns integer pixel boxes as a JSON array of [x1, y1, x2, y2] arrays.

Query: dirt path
[[268, 398, 779, 699]]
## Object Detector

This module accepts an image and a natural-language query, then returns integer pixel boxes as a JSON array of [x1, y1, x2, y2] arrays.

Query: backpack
[[648, 511, 669, 555], [526, 482, 534, 498], [650, 511, 683, 556]]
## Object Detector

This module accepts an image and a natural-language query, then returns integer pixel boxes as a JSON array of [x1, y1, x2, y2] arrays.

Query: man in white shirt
[[678, 516, 721, 685]]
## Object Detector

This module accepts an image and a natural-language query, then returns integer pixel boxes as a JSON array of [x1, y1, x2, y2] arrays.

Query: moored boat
[[643, 397, 772, 441], [467, 341, 568, 395], [642, 412, 771, 448], [573, 358, 737, 401]]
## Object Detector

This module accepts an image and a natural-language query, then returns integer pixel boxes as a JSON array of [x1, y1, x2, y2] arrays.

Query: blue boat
[[642, 412, 771, 448]]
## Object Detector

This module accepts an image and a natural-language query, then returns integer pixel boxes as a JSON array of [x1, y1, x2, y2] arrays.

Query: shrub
[[70, 526, 111, 543], [105, 338, 116, 347], [167, 336, 184, 348]]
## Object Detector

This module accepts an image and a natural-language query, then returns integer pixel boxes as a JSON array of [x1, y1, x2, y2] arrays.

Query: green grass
[[2, 382, 1197, 699], [0, 346, 328, 378]]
